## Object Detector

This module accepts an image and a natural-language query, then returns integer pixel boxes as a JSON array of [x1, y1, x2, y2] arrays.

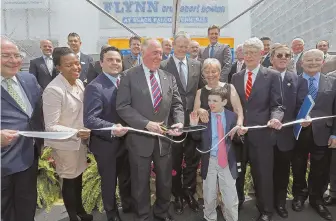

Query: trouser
[[329, 149, 336, 198]]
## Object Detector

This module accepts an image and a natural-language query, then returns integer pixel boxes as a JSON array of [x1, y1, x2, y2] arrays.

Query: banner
[[1, 0, 48, 9]]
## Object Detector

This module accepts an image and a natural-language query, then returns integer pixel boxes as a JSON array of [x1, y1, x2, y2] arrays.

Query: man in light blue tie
[[292, 49, 336, 221]]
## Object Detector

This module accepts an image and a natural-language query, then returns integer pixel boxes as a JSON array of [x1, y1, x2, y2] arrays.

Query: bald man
[[162, 38, 173, 60], [29, 40, 58, 89], [1, 38, 44, 221], [188, 40, 200, 60]]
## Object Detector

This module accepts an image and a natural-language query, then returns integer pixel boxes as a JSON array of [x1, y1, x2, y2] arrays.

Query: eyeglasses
[[276, 53, 291, 59], [1, 53, 23, 60]]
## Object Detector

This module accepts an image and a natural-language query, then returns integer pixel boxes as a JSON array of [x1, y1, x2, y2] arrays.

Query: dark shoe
[[275, 205, 288, 218], [257, 214, 273, 221], [174, 196, 184, 215], [122, 206, 132, 213], [153, 214, 174, 221], [184, 193, 200, 213], [310, 204, 333, 220], [107, 210, 122, 221], [292, 198, 304, 212], [77, 213, 93, 221], [324, 195, 336, 206]]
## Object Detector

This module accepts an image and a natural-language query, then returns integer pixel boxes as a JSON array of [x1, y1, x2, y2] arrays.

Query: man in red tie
[[190, 87, 239, 221], [231, 37, 284, 221]]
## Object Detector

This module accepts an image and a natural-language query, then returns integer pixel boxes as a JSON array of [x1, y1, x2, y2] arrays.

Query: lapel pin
[[287, 83, 291, 86]]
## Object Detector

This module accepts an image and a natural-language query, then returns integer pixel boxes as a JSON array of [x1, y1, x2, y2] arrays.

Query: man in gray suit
[[160, 31, 203, 215], [291, 38, 305, 75], [198, 25, 232, 82], [29, 40, 58, 89], [67, 32, 93, 84], [122, 36, 142, 70], [116, 38, 184, 221], [231, 37, 284, 221]]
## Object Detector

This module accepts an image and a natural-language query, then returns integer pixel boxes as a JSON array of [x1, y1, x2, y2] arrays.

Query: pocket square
[[81, 61, 85, 64]]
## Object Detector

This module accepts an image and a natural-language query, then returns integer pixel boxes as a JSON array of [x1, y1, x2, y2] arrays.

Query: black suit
[[160, 57, 203, 198], [79, 53, 94, 84], [29, 56, 58, 89], [261, 54, 272, 68], [273, 71, 308, 206], [228, 61, 246, 83], [231, 66, 284, 215], [86, 61, 102, 85], [292, 74, 336, 204]]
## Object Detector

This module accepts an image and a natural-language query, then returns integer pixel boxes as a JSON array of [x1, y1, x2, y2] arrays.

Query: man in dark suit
[[86, 44, 111, 84], [228, 44, 245, 83], [160, 31, 203, 215], [67, 32, 93, 83], [122, 36, 142, 70], [84, 46, 131, 221], [231, 37, 284, 221], [269, 45, 308, 218], [291, 38, 305, 75], [188, 40, 200, 61], [291, 49, 336, 221], [198, 25, 232, 82], [116, 38, 184, 221], [260, 37, 272, 68], [162, 38, 172, 60], [1, 38, 44, 221], [29, 39, 58, 89]]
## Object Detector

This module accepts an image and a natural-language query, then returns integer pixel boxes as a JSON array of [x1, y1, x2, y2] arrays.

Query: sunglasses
[[276, 53, 291, 59]]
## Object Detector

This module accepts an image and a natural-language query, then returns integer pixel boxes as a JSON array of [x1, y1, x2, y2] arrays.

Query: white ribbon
[[17, 131, 77, 140]]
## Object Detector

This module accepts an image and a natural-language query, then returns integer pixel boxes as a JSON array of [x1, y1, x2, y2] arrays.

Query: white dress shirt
[[237, 60, 244, 72], [244, 64, 260, 91], [43, 55, 54, 75], [76, 52, 81, 61], [172, 55, 188, 85], [143, 65, 162, 105], [280, 71, 286, 81]]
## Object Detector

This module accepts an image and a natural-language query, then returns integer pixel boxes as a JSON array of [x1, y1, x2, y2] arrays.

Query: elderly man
[[228, 44, 245, 83], [29, 39, 57, 89], [123, 36, 142, 70], [269, 45, 308, 218], [1, 38, 44, 221], [291, 49, 336, 221], [188, 40, 200, 60], [116, 38, 184, 221], [162, 38, 173, 60], [231, 37, 284, 221], [199, 25, 232, 82], [316, 40, 334, 63], [160, 32, 203, 215], [291, 38, 305, 75]]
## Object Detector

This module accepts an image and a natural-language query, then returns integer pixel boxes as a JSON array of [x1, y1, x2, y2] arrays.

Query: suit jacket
[[294, 53, 304, 75], [29, 56, 58, 89], [192, 109, 238, 180], [261, 54, 272, 68], [86, 61, 102, 85], [162, 54, 170, 60], [116, 65, 184, 157], [123, 54, 140, 70], [1, 72, 44, 177], [275, 71, 308, 151], [79, 52, 94, 83], [199, 43, 232, 82], [231, 66, 284, 147], [304, 74, 336, 146], [84, 73, 124, 154], [160, 57, 203, 120], [228, 61, 246, 83], [42, 74, 85, 151], [322, 55, 336, 74]]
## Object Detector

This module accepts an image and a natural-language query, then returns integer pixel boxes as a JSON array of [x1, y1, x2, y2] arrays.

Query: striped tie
[[150, 71, 162, 113], [308, 77, 317, 100], [245, 71, 253, 100], [5, 79, 27, 111]]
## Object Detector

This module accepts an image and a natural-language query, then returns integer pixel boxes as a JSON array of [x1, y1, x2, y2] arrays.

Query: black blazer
[[86, 61, 102, 85], [228, 61, 246, 83], [29, 56, 58, 89]]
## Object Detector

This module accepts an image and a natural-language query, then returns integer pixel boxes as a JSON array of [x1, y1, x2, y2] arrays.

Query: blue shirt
[[210, 111, 226, 157], [103, 72, 119, 88], [302, 72, 320, 89]]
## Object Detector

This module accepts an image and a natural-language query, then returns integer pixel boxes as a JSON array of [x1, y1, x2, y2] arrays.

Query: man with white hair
[[228, 44, 245, 83], [231, 37, 284, 221], [291, 38, 305, 75], [162, 38, 172, 60], [291, 49, 336, 221]]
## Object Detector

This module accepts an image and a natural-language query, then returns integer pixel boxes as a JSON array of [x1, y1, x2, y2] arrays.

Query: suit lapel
[[235, 71, 246, 104], [59, 75, 83, 102], [167, 57, 183, 89], [248, 67, 266, 101], [137, 66, 154, 111], [186, 59, 196, 92], [16, 75, 34, 106], [315, 74, 328, 103], [158, 69, 169, 109], [203, 46, 210, 59], [39, 57, 51, 75], [1, 87, 27, 114], [224, 109, 232, 137]]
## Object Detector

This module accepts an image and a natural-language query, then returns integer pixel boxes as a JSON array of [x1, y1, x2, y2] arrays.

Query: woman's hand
[[77, 128, 91, 140], [197, 108, 209, 123]]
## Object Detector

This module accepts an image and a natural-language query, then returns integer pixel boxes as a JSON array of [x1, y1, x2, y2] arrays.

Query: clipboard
[[293, 95, 315, 140]]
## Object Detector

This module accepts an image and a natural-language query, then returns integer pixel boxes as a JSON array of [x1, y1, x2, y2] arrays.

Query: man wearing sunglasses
[[270, 45, 308, 219]]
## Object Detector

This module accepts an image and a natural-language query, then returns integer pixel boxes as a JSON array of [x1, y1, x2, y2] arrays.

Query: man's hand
[[328, 137, 336, 149], [197, 108, 209, 123], [146, 121, 164, 134], [237, 126, 248, 136], [167, 123, 184, 136], [267, 119, 282, 130], [113, 124, 128, 137], [189, 111, 199, 126], [77, 128, 91, 139], [300, 116, 312, 128], [1, 130, 18, 147]]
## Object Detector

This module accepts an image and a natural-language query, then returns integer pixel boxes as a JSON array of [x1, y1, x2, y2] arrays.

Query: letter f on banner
[[172, 0, 182, 36]]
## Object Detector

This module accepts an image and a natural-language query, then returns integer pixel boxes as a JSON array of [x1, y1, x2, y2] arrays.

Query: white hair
[[243, 37, 264, 51], [142, 38, 161, 51], [236, 44, 243, 51], [302, 49, 324, 60], [202, 58, 221, 73], [292, 38, 305, 45], [173, 31, 191, 41]]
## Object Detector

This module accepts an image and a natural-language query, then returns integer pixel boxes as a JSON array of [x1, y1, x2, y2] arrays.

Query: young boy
[[190, 87, 239, 221]]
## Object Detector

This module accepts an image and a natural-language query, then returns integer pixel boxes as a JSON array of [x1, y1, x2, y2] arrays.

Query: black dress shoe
[[275, 205, 288, 218], [310, 204, 333, 220], [257, 214, 273, 221], [184, 193, 200, 213], [153, 214, 174, 221], [324, 195, 336, 206], [292, 198, 304, 212], [122, 206, 132, 213], [174, 196, 184, 215], [77, 213, 93, 221]]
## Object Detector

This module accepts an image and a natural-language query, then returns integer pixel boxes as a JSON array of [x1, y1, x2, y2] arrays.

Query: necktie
[[150, 71, 162, 113], [245, 71, 253, 100], [308, 77, 317, 100], [116, 78, 120, 88], [210, 45, 215, 58], [5, 79, 27, 111], [217, 114, 228, 168], [46, 56, 53, 75], [179, 61, 187, 90]]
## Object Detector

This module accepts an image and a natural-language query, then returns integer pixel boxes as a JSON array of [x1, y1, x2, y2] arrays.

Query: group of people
[[1, 24, 336, 221]]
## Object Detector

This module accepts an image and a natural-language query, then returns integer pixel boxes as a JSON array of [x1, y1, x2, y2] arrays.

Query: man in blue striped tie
[[291, 49, 336, 221]]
